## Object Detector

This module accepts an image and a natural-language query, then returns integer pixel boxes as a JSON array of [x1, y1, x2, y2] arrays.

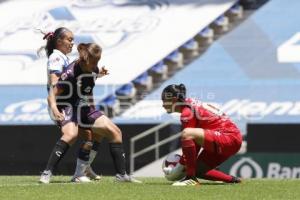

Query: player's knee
[[107, 125, 122, 143], [112, 127, 122, 143], [61, 134, 77, 145], [181, 128, 195, 140]]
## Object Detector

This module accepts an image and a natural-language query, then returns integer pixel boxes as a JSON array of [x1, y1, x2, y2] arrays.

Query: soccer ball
[[162, 153, 186, 181]]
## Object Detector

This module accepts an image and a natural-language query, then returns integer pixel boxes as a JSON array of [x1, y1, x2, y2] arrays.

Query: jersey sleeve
[[47, 54, 65, 74], [180, 106, 198, 129], [56, 69, 74, 92]]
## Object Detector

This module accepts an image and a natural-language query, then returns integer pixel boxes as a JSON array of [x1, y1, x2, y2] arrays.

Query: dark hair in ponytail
[[162, 83, 186, 102], [40, 27, 71, 57]]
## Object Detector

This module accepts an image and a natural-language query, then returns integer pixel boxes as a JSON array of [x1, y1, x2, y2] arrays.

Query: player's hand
[[98, 66, 109, 78], [52, 109, 64, 121]]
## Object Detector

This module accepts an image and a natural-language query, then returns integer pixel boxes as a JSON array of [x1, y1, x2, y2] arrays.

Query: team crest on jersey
[[61, 73, 67, 81], [214, 131, 221, 136], [49, 57, 60, 65], [84, 86, 92, 93]]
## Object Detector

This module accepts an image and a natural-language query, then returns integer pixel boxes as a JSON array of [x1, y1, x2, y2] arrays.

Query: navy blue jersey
[[56, 61, 99, 107]]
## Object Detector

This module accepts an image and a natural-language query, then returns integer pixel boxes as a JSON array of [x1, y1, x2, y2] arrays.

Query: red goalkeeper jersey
[[180, 98, 241, 138]]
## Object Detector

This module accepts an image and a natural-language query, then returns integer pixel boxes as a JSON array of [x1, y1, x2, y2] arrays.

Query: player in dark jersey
[[39, 27, 101, 183], [161, 84, 242, 186], [47, 42, 141, 183]]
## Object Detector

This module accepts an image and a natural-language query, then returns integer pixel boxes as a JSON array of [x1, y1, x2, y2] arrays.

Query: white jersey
[[47, 49, 70, 88]]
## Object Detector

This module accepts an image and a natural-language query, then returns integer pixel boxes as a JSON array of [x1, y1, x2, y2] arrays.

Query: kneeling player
[[161, 84, 242, 186]]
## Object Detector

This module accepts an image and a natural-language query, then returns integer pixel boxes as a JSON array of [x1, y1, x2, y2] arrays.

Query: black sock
[[109, 143, 126, 175], [78, 141, 91, 161], [45, 140, 70, 172]]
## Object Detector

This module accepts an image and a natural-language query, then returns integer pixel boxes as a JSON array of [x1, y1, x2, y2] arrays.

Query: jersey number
[[202, 103, 223, 116]]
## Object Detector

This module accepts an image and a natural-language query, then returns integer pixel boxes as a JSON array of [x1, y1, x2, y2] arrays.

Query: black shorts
[[55, 105, 103, 128]]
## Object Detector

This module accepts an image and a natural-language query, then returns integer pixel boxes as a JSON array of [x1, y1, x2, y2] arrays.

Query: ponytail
[[38, 27, 71, 57], [177, 84, 186, 100]]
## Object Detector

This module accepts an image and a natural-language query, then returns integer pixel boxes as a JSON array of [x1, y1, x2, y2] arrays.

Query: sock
[[179, 141, 200, 165], [203, 169, 233, 183], [78, 141, 92, 162], [181, 139, 197, 177], [73, 141, 92, 177], [179, 155, 186, 165], [88, 141, 100, 165], [74, 158, 89, 177], [45, 139, 70, 172], [109, 143, 126, 175]]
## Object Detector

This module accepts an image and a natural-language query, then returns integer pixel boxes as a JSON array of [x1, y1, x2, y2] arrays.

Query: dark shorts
[[78, 106, 103, 129], [55, 105, 103, 129], [196, 129, 242, 169]]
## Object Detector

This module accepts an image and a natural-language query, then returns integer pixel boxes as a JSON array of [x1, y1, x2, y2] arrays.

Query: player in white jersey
[[39, 27, 102, 183]]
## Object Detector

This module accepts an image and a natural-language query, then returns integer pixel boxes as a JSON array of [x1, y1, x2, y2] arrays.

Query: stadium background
[[0, 0, 299, 180]]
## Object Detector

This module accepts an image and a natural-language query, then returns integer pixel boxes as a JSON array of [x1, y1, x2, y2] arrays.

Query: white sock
[[88, 150, 98, 166], [74, 158, 89, 177]]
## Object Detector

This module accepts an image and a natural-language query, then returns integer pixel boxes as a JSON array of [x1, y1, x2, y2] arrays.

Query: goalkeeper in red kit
[[161, 84, 242, 186]]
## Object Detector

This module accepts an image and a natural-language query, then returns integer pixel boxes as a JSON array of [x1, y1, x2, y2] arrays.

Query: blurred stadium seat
[[226, 4, 244, 22], [210, 15, 229, 35], [179, 39, 199, 60], [116, 83, 136, 100], [132, 72, 153, 98], [99, 95, 120, 118], [195, 27, 214, 48], [149, 61, 168, 84], [164, 50, 184, 75]]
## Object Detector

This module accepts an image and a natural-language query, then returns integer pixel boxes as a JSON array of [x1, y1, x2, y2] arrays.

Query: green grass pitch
[[0, 176, 299, 200]]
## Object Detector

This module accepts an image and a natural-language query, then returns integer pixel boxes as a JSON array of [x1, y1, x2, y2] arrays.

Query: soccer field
[[0, 176, 299, 200]]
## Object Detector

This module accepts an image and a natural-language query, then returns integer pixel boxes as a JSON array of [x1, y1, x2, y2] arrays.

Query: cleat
[[85, 166, 101, 181], [115, 174, 142, 183], [71, 176, 91, 183], [172, 176, 200, 186], [230, 176, 242, 184], [39, 170, 52, 184]]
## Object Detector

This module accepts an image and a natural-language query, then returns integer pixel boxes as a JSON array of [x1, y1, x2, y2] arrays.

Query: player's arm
[[181, 107, 198, 129], [47, 86, 64, 121], [49, 73, 60, 88], [48, 70, 71, 121]]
